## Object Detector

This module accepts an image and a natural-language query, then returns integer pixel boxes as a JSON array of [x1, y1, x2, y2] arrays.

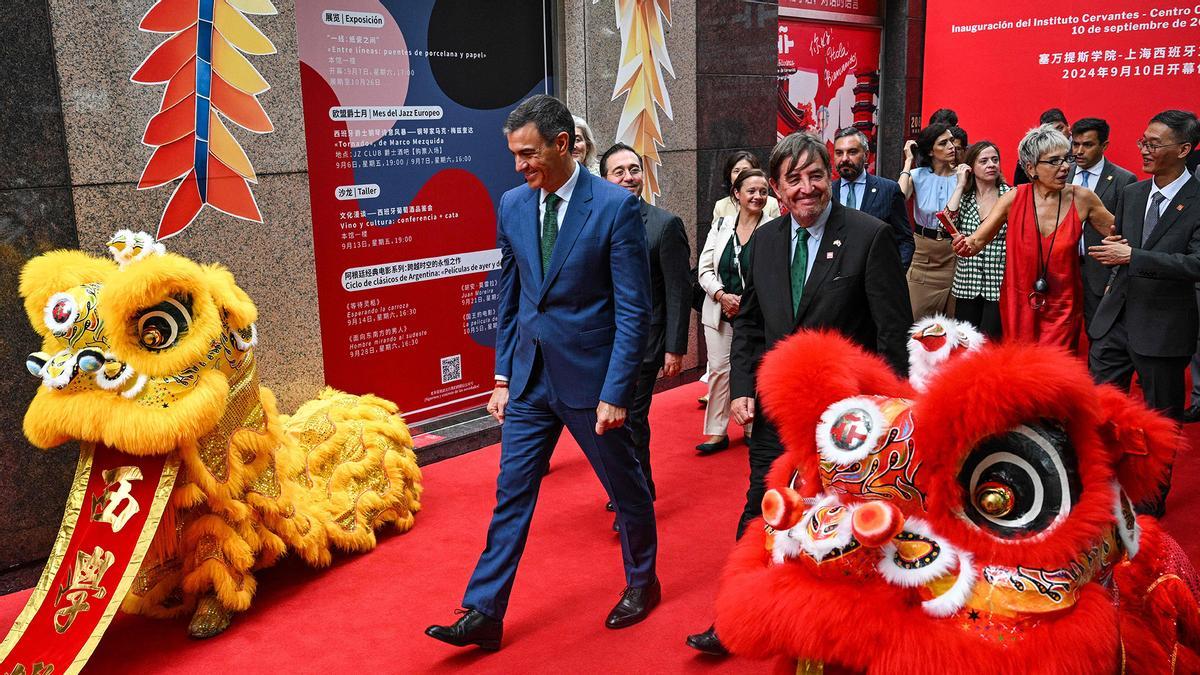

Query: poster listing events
[[778, 19, 882, 168], [295, 1, 553, 424], [924, 0, 1200, 179], [779, 0, 880, 21]]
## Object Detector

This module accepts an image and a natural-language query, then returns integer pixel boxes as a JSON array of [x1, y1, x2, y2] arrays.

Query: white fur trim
[[774, 494, 856, 563], [878, 517, 958, 586], [907, 315, 986, 391], [108, 230, 165, 268], [815, 397, 886, 466], [231, 323, 258, 351], [94, 355, 134, 391], [122, 374, 149, 399], [922, 551, 976, 618], [43, 292, 79, 336], [1113, 483, 1141, 559]]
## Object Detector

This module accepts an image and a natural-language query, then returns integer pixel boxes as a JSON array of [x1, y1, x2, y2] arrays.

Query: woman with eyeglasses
[[899, 123, 959, 321], [953, 125, 1115, 352], [696, 169, 770, 454], [946, 141, 1010, 339]]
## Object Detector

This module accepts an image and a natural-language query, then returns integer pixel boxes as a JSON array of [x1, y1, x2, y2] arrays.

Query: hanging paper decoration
[[131, 0, 277, 239], [612, 0, 674, 205]]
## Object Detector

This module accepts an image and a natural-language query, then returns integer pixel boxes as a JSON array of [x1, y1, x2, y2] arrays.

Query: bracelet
[[494, 381, 509, 388], [899, 170, 912, 178], [716, 289, 725, 301]]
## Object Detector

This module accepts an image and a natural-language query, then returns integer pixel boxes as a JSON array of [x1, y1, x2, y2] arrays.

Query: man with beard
[[830, 127, 914, 269], [687, 132, 910, 656]]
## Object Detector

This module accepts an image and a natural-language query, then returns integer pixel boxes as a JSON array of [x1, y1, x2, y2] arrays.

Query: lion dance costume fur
[[17, 231, 422, 639], [715, 316, 1200, 674]]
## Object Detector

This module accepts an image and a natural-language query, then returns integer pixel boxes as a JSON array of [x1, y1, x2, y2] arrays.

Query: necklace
[[1029, 186, 1063, 311]]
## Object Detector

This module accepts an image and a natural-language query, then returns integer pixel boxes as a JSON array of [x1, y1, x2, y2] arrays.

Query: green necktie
[[541, 193, 561, 274], [790, 227, 811, 317], [846, 182, 857, 209]]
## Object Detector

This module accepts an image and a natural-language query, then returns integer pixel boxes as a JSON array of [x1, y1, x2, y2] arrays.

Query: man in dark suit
[[830, 127, 914, 269], [599, 142, 691, 508], [426, 95, 660, 651], [1068, 117, 1137, 327], [1089, 109, 1200, 512], [687, 132, 911, 656]]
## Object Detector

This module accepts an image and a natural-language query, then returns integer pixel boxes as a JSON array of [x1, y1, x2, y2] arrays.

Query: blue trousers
[[462, 359, 658, 620]]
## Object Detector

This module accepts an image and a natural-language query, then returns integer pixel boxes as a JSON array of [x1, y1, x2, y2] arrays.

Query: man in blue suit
[[426, 95, 660, 651], [830, 127, 914, 269]]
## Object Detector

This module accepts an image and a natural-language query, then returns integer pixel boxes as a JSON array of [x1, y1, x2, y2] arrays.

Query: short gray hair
[[769, 132, 831, 182], [1018, 124, 1070, 172], [572, 115, 597, 166], [834, 126, 870, 151]]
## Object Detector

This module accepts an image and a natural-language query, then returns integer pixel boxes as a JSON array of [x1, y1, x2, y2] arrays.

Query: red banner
[[923, 0, 1200, 180], [779, 19, 881, 169], [0, 445, 176, 675], [780, 0, 879, 20]]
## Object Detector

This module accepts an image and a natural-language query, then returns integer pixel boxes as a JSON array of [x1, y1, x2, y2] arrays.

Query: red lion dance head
[[715, 317, 1199, 674]]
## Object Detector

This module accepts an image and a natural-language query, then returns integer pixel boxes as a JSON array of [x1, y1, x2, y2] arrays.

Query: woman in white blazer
[[696, 169, 772, 453]]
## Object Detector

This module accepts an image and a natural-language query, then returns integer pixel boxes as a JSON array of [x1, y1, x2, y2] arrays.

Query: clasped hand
[[1088, 235, 1131, 266], [951, 233, 979, 257]]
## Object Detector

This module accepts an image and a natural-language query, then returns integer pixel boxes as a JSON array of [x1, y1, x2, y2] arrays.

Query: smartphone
[[935, 210, 960, 237]]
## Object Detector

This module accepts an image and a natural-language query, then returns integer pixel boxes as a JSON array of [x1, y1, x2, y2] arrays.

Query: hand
[[1088, 235, 1132, 266], [662, 352, 683, 378], [731, 397, 755, 426], [595, 402, 627, 435], [487, 386, 509, 423], [955, 163, 972, 185], [952, 234, 979, 257], [719, 292, 741, 318], [903, 140, 917, 165]]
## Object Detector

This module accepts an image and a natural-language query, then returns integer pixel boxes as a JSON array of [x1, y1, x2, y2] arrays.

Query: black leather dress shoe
[[425, 609, 503, 650], [1184, 404, 1200, 423], [605, 579, 661, 629], [695, 436, 729, 455], [686, 625, 729, 656]]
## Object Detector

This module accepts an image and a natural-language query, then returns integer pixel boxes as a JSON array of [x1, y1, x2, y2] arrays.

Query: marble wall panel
[[72, 172, 323, 412], [697, 0, 778, 78], [0, 187, 82, 584], [696, 74, 777, 152]]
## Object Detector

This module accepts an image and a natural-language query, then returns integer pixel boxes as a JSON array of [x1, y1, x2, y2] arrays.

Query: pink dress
[[999, 184, 1084, 353]]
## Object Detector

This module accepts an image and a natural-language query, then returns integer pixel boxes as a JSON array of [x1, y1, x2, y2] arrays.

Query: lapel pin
[[1178, 204, 1186, 211], [1106, 175, 1113, 181], [833, 240, 842, 247], [826, 251, 834, 259], [871, 187, 877, 193]]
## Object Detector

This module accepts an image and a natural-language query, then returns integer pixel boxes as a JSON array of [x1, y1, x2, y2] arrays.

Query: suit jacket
[[639, 200, 692, 365], [494, 167, 651, 408], [1068, 160, 1137, 304], [730, 202, 912, 400], [1088, 177, 1200, 357], [832, 173, 914, 269], [697, 215, 739, 330]]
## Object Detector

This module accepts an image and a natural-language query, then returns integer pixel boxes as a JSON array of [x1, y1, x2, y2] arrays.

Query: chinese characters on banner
[[778, 19, 882, 169], [780, 0, 879, 20], [295, 1, 554, 424], [0, 446, 176, 674], [923, 0, 1200, 179]]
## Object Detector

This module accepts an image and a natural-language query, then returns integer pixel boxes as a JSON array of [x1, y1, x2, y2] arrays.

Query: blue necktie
[[846, 183, 857, 209], [1080, 170, 1091, 189]]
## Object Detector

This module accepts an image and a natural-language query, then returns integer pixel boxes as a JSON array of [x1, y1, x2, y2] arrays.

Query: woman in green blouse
[[696, 169, 772, 453], [948, 141, 1010, 338]]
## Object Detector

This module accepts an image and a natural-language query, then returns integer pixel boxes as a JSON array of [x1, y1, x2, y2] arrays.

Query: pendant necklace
[[1029, 186, 1063, 311]]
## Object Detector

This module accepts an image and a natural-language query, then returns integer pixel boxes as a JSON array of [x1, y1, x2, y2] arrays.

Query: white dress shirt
[[1072, 158, 1106, 190], [1147, 168, 1193, 220], [839, 172, 868, 209], [789, 201, 831, 281], [539, 161, 582, 234]]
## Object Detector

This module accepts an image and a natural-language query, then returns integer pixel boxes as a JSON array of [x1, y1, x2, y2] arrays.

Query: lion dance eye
[[957, 421, 1080, 538], [135, 297, 192, 352], [43, 292, 79, 335]]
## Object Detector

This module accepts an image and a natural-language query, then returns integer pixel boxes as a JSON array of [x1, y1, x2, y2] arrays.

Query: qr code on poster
[[440, 354, 462, 384]]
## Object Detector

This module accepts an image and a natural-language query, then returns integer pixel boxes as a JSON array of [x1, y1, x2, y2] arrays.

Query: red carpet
[[2, 381, 1198, 673]]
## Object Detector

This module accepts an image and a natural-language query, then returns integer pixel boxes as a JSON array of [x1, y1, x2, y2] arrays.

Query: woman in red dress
[[953, 125, 1115, 353]]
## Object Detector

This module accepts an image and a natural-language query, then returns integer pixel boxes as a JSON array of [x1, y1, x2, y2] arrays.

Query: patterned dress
[[952, 184, 1011, 302]]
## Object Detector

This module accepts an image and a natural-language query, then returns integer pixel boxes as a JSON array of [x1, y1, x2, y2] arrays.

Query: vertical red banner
[[778, 19, 882, 169]]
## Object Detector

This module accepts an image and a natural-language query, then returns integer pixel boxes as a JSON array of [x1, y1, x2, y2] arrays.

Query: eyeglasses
[[1035, 155, 1077, 167], [1136, 139, 1187, 152]]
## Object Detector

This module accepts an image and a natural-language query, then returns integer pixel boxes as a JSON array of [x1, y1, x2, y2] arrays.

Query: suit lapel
[[538, 169, 593, 300], [1144, 178, 1198, 250], [859, 174, 879, 214], [1095, 162, 1117, 203], [793, 205, 841, 326], [831, 179, 842, 205], [517, 187, 543, 286], [1123, 182, 1151, 246]]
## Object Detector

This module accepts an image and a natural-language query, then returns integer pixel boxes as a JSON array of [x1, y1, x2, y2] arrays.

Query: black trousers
[[736, 411, 784, 540], [953, 295, 1002, 340], [1089, 315, 1186, 517], [626, 362, 660, 499]]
